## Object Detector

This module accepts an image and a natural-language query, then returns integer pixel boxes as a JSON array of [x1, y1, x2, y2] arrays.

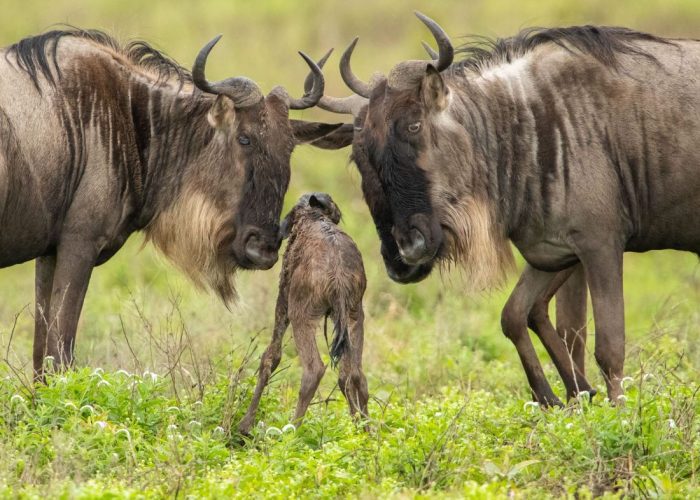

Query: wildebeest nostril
[[397, 227, 428, 264]]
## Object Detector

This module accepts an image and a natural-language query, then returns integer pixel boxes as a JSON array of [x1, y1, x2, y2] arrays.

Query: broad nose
[[382, 242, 433, 284], [392, 213, 440, 266], [395, 227, 427, 265], [239, 226, 281, 270]]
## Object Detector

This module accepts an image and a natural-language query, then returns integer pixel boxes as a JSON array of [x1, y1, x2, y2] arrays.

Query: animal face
[[352, 106, 435, 283], [189, 36, 344, 272]]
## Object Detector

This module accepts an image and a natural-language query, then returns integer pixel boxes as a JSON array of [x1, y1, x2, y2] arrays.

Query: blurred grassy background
[[0, 0, 699, 402]]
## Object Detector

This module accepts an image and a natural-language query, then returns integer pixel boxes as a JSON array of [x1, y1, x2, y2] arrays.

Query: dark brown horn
[[287, 51, 325, 110], [340, 37, 372, 98], [303, 48, 333, 94], [192, 35, 263, 107], [415, 11, 454, 71], [421, 41, 439, 60], [303, 49, 368, 117], [318, 94, 368, 116]]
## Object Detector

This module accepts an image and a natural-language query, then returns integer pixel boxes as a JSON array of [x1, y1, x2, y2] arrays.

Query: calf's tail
[[328, 300, 349, 368]]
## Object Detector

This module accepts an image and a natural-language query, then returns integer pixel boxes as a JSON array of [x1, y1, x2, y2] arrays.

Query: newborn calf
[[238, 193, 368, 435]]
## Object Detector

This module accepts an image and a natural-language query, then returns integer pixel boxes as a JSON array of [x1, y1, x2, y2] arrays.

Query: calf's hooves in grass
[[237, 421, 253, 438]]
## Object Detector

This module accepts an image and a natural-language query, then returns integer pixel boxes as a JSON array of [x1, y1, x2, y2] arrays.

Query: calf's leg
[[338, 308, 369, 419], [291, 317, 326, 425], [238, 292, 290, 435], [33, 255, 56, 380]]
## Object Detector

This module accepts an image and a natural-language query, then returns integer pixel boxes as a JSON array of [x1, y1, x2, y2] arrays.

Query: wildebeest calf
[[238, 193, 368, 434]]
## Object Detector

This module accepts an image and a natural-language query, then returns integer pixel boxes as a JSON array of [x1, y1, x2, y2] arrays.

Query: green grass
[[1, 0, 700, 497]]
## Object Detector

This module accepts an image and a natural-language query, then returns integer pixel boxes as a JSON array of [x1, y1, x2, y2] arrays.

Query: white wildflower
[[265, 426, 282, 437], [620, 377, 634, 390]]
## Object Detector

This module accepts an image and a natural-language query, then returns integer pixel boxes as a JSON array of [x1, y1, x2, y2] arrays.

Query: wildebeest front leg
[[501, 264, 566, 406], [527, 264, 595, 400], [578, 246, 625, 402], [33, 255, 56, 380], [291, 317, 326, 425], [338, 308, 369, 419], [238, 292, 290, 435], [44, 240, 97, 370]]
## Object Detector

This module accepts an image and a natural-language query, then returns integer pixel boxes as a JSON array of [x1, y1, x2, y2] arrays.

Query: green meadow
[[1, 1, 699, 497]]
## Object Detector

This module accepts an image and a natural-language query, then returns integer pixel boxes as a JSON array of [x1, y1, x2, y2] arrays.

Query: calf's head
[[279, 192, 342, 239]]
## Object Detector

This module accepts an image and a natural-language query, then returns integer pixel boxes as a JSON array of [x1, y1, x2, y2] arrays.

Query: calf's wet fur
[[238, 193, 368, 435]]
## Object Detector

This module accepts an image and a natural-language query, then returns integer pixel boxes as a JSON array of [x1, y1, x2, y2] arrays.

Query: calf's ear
[[421, 65, 448, 111], [291, 120, 346, 145], [307, 123, 355, 150], [309, 194, 324, 209], [207, 95, 236, 129]]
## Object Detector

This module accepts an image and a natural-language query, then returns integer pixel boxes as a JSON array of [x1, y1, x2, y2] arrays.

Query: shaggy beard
[[145, 190, 238, 306], [437, 196, 515, 292]]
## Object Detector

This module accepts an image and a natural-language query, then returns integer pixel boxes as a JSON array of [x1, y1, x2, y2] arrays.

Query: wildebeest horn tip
[[340, 37, 372, 98]]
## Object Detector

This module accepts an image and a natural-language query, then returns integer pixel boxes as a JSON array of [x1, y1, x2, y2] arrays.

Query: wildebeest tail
[[330, 316, 349, 367], [324, 300, 349, 368]]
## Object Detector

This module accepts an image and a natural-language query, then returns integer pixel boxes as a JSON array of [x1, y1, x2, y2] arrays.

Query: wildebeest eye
[[408, 122, 421, 133], [238, 134, 251, 146]]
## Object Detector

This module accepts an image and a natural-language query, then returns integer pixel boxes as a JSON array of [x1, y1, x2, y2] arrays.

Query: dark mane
[[453, 25, 670, 74], [7, 27, 191, 91]]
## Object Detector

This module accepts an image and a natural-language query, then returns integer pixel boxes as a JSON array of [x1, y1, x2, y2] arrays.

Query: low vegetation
[[1, 243, 698, 497]]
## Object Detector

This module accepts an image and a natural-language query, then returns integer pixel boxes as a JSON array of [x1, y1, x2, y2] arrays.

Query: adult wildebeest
[[0, 28, 342, 376], [310, 12, 700, 405], [238, 192, 368, 435], [305, 40, 590, 407]]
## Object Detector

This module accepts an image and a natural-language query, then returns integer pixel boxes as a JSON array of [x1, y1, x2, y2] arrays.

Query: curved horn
[[302, 49, 368, 117], [287, 51, 325, 110], [192, 35, 263, 107], [340, 37, 372, 98], [415, 11, 454, 71], [421, 41, 439, 60], [318, 94, 367, 116], [303, 48, 333, 94]]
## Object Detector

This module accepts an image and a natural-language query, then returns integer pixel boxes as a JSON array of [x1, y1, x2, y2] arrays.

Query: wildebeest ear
[[421, 65, 448, 111], [307, 123, 355, 150], [207, 95, 236, 129], [291, 120, 345, 145]]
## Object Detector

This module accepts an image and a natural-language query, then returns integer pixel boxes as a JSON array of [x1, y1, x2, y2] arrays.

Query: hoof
[[237, 427, 252, 438], [569, 388, 597, 402], [535, 396, 564, 408]]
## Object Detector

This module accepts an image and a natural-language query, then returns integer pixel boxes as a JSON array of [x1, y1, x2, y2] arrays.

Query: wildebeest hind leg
[[338, 308, 369, 419], [501, 264, 565, 407], [555, 265, 589, 383], [33, 255, 56, 380], [527, 264, 595, 401], [291, 318, 326, 426], [577, 244, 626, 403], [44, 240, 97, 370], [238, 293, 290, 436]]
